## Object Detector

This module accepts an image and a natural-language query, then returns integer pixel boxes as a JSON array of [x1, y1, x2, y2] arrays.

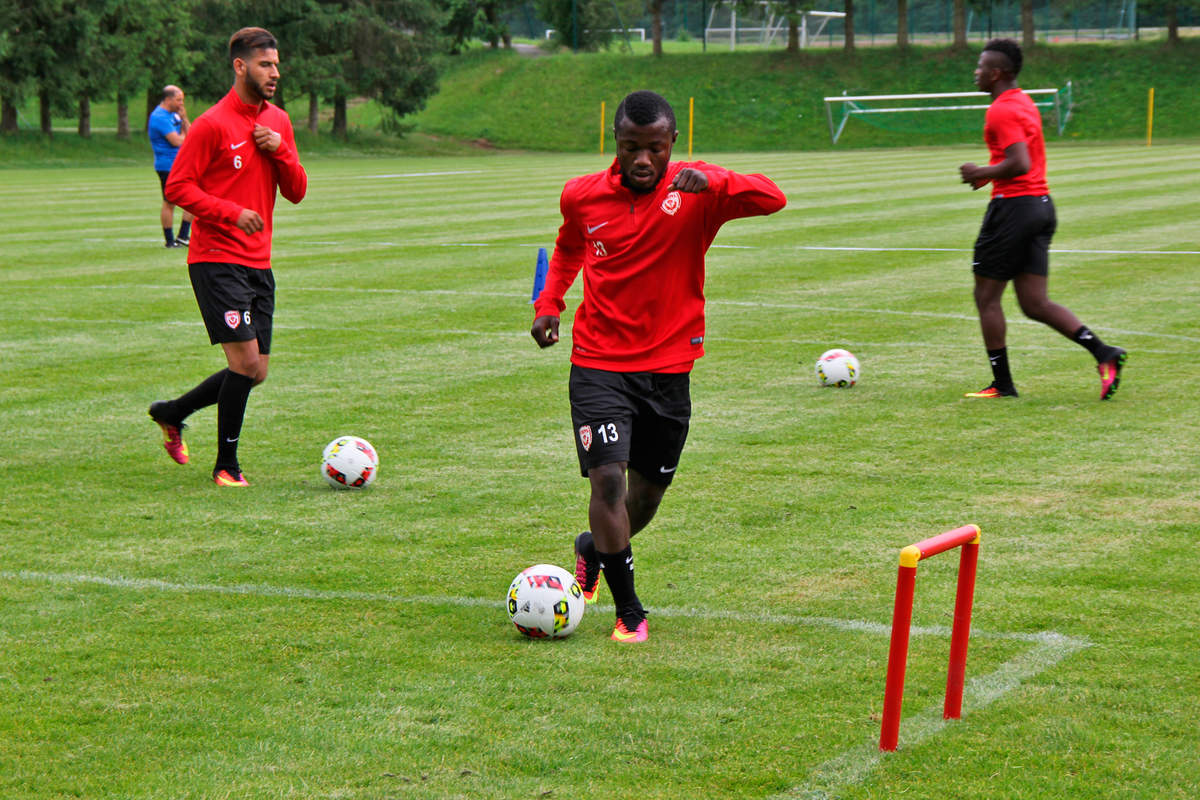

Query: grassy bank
[[411, 40, 1200, 150], [3, 39, 1195, 165]]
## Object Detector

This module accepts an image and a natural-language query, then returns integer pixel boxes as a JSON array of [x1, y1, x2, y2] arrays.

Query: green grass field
[[1, 141, 1197, 799]]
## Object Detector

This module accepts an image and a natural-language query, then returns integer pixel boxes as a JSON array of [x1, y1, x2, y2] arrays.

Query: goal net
[[823, 84, 1073, 145]]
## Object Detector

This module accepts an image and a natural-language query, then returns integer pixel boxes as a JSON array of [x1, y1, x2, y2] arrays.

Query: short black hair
[[229, 27, 278, 64], [614, 90, 676, 132], [983, 38, 1022, 77]]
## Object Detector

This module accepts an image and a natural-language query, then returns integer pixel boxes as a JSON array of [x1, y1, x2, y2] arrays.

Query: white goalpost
[[704, 2, 845, 50], [823, 84, 1074, 145]]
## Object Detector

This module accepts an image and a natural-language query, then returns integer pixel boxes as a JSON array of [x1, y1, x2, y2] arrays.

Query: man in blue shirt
[[148, 85, 194, 248]]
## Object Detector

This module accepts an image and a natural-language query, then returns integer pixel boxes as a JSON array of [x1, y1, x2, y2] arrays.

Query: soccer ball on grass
[[815, 349, 861, 388], [507, 564, 585, 639], [321, 435, 378, 488]]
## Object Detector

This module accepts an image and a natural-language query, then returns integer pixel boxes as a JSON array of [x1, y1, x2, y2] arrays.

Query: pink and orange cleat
[[964, 383, 1018, 399], [213, 469, 249, 487], [574, 531, 602, 604], [149, 402, 189, 464], [611, 617, 648, 643], [1097, 348, 1127, 400]]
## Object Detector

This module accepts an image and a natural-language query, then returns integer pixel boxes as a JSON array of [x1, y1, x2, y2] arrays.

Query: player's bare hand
[[959, 162, 989, 189], [669, 168, 709, 193], [236, 208, 264, 234], [254, 124, 281, 152], [531, 315, 560, 348]]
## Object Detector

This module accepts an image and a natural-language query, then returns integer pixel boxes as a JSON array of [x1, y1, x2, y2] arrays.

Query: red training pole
[[879, 553, 919, 752], [943, 535, 980, 719]]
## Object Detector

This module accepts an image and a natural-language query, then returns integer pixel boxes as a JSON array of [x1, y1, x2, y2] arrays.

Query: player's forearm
[[725, 172, 787, 214], [164, 179, 243, 224], [270, 139, 308, 204]]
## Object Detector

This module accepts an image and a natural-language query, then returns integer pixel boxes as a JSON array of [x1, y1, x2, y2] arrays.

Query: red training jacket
[[166, 88, 307, 269], [534, 160, 786, 372], [984, 88, 1049, 198]]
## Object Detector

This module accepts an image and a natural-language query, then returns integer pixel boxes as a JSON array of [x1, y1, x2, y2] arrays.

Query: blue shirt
[[148, 105, 183, 172]]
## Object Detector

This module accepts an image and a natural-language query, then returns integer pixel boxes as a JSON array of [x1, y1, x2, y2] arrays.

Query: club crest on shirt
[[661, 190, 682, 216], [578, 425, 592, 451], [224, 310, 241, 329]]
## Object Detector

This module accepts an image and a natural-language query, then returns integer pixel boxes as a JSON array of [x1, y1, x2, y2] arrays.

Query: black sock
[[178, 221, 190, 240], [163, 227, 174, 245], [987, 348, 1014, 390], [1071, 325, 1107, 358], [215, 370, 255, 472], [167, 369, 228, 423], [598, 545, 644, 626]]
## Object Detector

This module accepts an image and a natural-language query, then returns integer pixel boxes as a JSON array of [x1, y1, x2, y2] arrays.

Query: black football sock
[[163, 227, 174, 245], [215, 370, 255, 472], [1071, 325, 1108, 359], [166, 369, 229, 423], [598, 544, 645, 626], [178, 220, 191, 240], [987, 348, 1015, 390]]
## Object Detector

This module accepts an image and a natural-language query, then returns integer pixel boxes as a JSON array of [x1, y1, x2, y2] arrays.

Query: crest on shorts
[[224, 310, 241, 329], [661, 190, 681, 216], [578, 425, 592, 452]]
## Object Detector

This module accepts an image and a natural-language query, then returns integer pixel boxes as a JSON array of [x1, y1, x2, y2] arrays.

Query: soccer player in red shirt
[[149, 27, 307, 486], [959, 39, 1125, 400], [531, 90, 786, 642]]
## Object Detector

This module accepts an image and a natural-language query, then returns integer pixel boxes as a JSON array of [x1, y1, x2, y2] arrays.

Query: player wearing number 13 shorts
[[151, 27, 307, 487], [531, 90, 786, 643]]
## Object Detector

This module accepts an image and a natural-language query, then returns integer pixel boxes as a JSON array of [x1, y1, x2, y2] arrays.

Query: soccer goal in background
[[823, 83, 1074, 145]]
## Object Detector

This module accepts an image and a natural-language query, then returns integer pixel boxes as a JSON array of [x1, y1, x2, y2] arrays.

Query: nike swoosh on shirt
[[586, 221, 609, 233], [230, 141, 247, 150], [659, 465, 677, 474]]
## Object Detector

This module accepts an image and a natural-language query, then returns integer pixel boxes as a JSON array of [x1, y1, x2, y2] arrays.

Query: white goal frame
[[705, 3, 844, 50], [823, 83, 1074, 145]]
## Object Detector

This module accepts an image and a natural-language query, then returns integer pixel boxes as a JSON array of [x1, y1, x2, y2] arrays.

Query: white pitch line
[[361, 170, 484, 179], [791, 245, 1200, 256], [776, 633, 1091, 800], [14, 288, 1198, 344], [1, 570, 1080, 647], [60, 239, 1200, 255]]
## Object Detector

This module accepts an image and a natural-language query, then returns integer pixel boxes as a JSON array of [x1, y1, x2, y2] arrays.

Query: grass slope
[[412, 41, 1200, 150], [0, 143, 1197, 799]]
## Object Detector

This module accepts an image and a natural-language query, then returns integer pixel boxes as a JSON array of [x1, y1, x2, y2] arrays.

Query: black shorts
[[569, 365, 691, 487], [157, 170, 171, 199], [189, 262, 275, 353], [973, 195, 1056, 281]]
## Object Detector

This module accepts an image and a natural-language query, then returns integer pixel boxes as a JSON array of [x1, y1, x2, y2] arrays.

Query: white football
[[815, 348, 861, 388], [321, 435, 379, 489], [507, 564, 586, 639]]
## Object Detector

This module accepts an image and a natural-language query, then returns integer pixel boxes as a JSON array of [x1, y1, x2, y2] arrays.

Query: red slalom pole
[[879, 525, 981, 752], [879, 560, 918, 752], [944, 537, 980, 719]]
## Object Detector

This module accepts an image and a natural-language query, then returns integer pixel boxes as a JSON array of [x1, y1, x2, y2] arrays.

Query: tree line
[[1, 0, 1193, 137], [0, 0, 486, 137]]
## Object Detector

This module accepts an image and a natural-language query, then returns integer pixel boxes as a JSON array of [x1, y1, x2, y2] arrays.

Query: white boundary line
[[7, 284, 1197, 344], [361, 170, 484, 179], [2, 569, 1090, 797], [65, 240, 1200, 256]]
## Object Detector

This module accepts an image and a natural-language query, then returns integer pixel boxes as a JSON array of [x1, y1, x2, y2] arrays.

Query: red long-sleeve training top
[[165, 88, 307, 269], [534, 160, 786, 372]]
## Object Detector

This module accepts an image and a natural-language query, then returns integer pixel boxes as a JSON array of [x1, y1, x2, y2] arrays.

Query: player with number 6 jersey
[[151, 26, 307, 487]]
